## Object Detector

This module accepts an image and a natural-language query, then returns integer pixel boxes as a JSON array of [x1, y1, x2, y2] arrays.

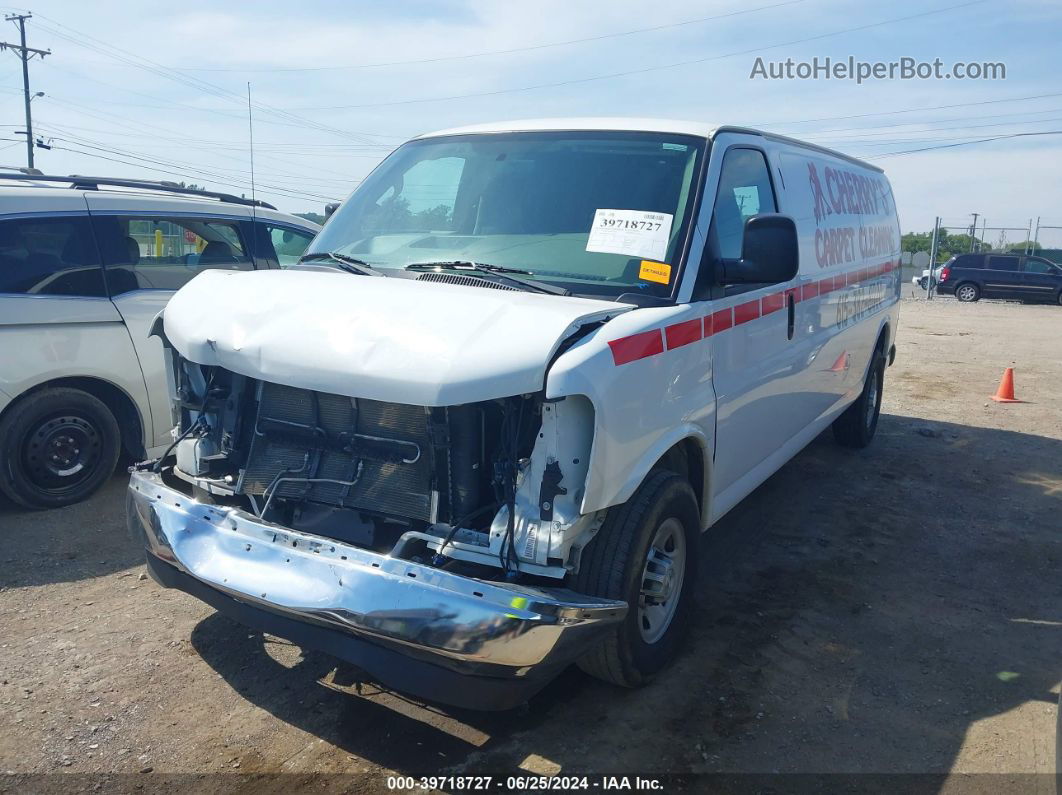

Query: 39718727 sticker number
[[386, 775, 495, 790], [598, 218, 663, 232], [586, 208, 674, 262]]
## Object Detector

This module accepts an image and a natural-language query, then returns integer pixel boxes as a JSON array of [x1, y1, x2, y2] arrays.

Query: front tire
[[833, 345, 885, 449], [955, 282, 980, 302], [572, 470, 699, 688], [0, 388, 121, 509]]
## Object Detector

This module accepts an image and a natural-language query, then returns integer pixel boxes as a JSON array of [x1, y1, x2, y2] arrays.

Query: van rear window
[[952, 254, 983, 269], [0, 215, 106, 297], [987, 256, 1019, 271]]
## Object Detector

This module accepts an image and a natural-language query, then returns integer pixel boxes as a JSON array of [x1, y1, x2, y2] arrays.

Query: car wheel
[[955, 283, 980, 302], [833, 344, 885, 449], [919, 277, 928, 290], [572, 470, 699, 687], [0, 387, 121, 509], [1057, 291, 1062, 307]]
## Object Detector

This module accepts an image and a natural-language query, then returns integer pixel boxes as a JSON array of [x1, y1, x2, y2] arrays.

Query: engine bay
[[157, 355, 590, 582]]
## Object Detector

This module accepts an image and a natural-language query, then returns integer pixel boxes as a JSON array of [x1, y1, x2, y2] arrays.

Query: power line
[[170, 0, 807, 72], [42, 134, 345, 201], [803, 114, 1062, 143], [868, 130, 1062, 159], [280, 0, 988, 110], [20, 12, 394, 144], [758, 90, 1062, 127]]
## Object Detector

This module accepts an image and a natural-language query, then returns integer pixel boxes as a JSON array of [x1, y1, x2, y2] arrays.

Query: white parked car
[[129, 119, 900, 709], [911, 265, 944, 289], [0, 174, 319, 508]]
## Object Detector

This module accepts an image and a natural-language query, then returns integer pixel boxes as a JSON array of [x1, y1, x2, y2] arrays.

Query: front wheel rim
[[21, 414, 103, 494], [638, 517, 687, 644], [865, 367, 881, 430]]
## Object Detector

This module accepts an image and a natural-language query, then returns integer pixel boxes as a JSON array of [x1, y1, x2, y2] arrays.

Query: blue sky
[[1, 0, 1059, 241]]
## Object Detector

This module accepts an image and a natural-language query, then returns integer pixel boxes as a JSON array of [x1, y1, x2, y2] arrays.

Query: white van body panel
[[0, 294, 153, 447], [544, 127, 900, 530]]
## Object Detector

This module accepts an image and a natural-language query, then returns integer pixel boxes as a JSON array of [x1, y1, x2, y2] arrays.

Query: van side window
[[265, 224, 315, 267], [1023, 257, 1059, 274], [951, 254, 983, 269], [987, 256, 1019, 271], [94, 216, 253, 295], [711, 148, 778, 260], [0, 216, 106, 297]]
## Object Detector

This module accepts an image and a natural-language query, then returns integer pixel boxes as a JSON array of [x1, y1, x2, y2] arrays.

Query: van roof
[[415, 117, 883, 173]]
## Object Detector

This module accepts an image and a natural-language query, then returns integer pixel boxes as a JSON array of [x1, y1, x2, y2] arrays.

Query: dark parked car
[[936, 252, 1062, 304]]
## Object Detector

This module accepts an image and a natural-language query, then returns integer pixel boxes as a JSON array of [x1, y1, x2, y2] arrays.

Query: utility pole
[[2, 13, 50, 170], [927, 216, 940, 301], [968, 212, 980, 252]]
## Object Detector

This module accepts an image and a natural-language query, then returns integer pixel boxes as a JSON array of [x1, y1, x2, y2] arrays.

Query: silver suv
[[0, 173, 320, 508]]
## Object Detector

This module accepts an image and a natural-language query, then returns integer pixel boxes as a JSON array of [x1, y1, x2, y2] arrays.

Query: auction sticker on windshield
[[586, 209, 673, 262]]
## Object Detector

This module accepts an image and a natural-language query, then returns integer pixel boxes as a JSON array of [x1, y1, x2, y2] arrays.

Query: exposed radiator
[[240, 382, 436, 522]]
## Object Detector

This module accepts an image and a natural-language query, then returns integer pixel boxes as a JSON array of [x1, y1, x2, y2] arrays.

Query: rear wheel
[[918, 277, 928, 290], [0, 388, 121, 509], [572, 470, 699, 687], [833, 345, 885, 449], [955, 283, 980, 302]]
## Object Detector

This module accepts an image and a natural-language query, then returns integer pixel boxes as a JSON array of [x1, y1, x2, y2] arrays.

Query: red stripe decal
[[786, 287, 801, 304], [833, 275, 847, 291], [665, 318, 702, 350], [609, 329, 664, 365], [734, 299, 761, 325], [761, 292, 784, 315], [802, 281, 820, 300], [818, 278, 834, 295], [711, 307, 733, 334]]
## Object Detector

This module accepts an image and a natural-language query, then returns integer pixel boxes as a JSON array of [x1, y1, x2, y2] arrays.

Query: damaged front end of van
[[127, 268, 630, 710]]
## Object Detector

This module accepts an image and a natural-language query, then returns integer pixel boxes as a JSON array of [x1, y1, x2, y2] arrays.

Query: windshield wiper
[[405, 261, 570, 296], [299, 251, 384, 277]]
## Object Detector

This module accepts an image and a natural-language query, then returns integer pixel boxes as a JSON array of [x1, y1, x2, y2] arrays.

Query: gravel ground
[[1, 294, 1060, 793]]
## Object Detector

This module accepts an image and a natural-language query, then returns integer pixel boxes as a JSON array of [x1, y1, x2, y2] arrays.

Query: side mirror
[[721, 214, 799, 285], [324, 202, 339, 220]]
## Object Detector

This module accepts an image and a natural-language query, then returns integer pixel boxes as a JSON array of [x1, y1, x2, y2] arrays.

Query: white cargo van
[[128, 119, 900, 710]]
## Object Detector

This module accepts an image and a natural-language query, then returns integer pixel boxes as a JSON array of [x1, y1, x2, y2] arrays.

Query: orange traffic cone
[[990, 367, 1023, 403]]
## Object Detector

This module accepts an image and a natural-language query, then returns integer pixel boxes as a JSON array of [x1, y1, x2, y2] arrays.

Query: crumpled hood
[[162, 269, 629, 405]]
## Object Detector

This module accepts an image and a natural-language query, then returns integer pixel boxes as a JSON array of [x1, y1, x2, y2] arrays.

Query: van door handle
[[787, 292, 795, 340]]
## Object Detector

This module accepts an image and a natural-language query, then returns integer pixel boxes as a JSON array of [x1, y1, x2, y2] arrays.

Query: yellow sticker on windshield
[[639, 260, 671, 284]]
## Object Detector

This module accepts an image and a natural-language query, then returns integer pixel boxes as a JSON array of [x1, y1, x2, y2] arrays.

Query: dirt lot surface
[[2, 295, 1060, 793]]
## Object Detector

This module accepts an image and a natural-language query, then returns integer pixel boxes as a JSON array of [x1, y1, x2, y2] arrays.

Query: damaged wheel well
[[651, 437, 705, 522], [13, 377, 145, 461]]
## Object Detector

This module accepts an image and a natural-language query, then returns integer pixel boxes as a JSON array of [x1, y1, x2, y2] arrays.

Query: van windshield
[[308, 131, 706, 298]]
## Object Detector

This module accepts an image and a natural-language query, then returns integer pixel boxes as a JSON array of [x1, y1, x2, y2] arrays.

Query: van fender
[[586, 422, 713, 531]]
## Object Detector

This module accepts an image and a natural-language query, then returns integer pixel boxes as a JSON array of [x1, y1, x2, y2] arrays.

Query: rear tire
[[0, 388, 121, 509], [572, 470, 699, 687], [955, 282, 980, 302], [919, 277, 928, 290], [833, 344, 885, 449]]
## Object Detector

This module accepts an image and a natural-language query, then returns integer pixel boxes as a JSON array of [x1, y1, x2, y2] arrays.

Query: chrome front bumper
[[127, 470, 626, 709]]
